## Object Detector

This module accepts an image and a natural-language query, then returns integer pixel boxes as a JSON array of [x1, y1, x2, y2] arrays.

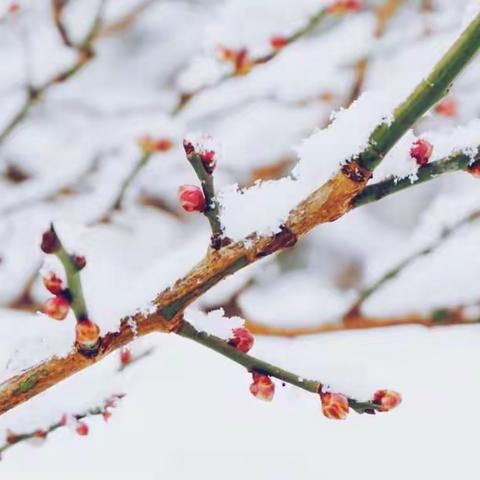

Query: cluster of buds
[[138, 136, 173, 154], [435, 98, 457, 117], [42, 272, 70, 320], [75, 319, 101, 353], [217, 46, 253, 75], [228, 327, 254, 354], [328, 0, 362, 14], [249, 372, 275, 401], [410, 138, 433, 166]]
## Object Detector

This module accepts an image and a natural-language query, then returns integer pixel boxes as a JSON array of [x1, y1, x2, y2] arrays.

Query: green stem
[[188, 153, 223, 244], [356, 13, 480, 172], [50, 226, 89, 321], [352, 151, 475, 207], [177, 321, 378, 414]]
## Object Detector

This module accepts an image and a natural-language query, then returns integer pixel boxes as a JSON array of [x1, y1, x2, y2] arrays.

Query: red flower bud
[[8, 3, 19, 14], [178, 185, 205, 212], [372, 389, 402, 412], [33, 430, 47, 439], [435, 98, 457, 117], [120, 347, 132, 366], [328, 0, 362, 14], [43, 272, 64, 295], [199, 150, 216, 173], [40, 228, 60, 254], [72, 255, 86, 271], [75, 422, 89, 436], [467, 160, 480, 177], [249, 373, 275, 401], [229, 327, 254, 353], [75, 319, 101, 351], [234, 48, 252, 75], [410, 139, 433, 166], [43, 295, 70, 320], [156, 138, 173, 152], [270, 36, 288, 50], [320, 391, 350, 420], [102, 411, 112, 422]]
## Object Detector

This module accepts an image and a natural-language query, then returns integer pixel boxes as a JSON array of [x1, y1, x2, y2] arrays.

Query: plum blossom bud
[[43, 272, 64, 295], [40, 229, 60, 254], [199, 150, 216, 173], [320, 391, 350, 420], [270, 36, 288, 50], [44, 295, 70, 320], [156, 138, 173, 152], [72, 255, 86, 271], [120, 347, 132, 366], [75, 422, 89, 436], [75, 319, 101, 351], [372, 389, 402, 412], [435, 98, 457, 117], [234, 48, 252, 75], [249, 372, 275, 401], [178, 185, 205, 212], [410, 139, 433, 166], [467, 161, 480, 177], [8, 3, 19, 14], [228, 327, 254, 353], [328, 0, 362, 14], [102, 411, 112, 422]]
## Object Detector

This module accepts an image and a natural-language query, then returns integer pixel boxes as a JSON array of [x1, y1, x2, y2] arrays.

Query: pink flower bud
[[468, 161, 480, 177], [120, 347, 132, 366], [320, 391, 350, 420], [72, 255, 86, 271], [410, 139, 433, 166], [75, 422, 89, 436], [102, 411, 112, 422], [156, 138, 173, 152], [328, 0, 362, 14], [229, 327, 254, 353], [43, 272, 64, 295], [435, 98, 457, 117], [249, 373, 275, 401], [43, 295, 70, 320], [199, 150, 216, 173], [40, 229, 59, 254], [75, 320, 101, 351], [178, 185, 205, 212], [270, 36, 288, 50], [372, 389, 402, 412]]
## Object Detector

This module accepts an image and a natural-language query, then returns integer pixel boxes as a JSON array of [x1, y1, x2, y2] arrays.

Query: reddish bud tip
[[75, 422, 89, 436], [178, 185, 205, 212], [102, 411, 112, 422], [328, 0, 362, 14], [40, 228, 60, 254], [270, 36, 288, 50], [410, 139, 433, 166], [75, 320, 101, 351], [435, 98, 457, 117], [183, 139, 195, 157], [8, 3, 19, 14], [43, 272, 64, 295], [71, 255, 86, 271], [199, 150, 216, 173], [249, 372, 275, 401], [120, 347, 132, 366], [43, 295, 70, 320], [372, 389, 402, 412], [234, 48, 252, 75], [467, 160, 480, 177], [33, 430, 47, 439], [229, 327, 254, 354], [156, 138, 173, 152], [320, 391, 350, 420], [6, 430, 17, 444]]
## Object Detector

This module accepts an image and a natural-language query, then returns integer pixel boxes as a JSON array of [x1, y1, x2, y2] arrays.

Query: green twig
[[177, 321, 378, 414]]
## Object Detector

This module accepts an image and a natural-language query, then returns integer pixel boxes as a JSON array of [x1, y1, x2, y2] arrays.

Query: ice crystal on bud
[[410, 139, 433, 166], [249, 373, 275, 401], [372, 390, 402, 412], [43, 295, 70, 320], [320, 391, 350, 420], [178, 185, 206, 212]]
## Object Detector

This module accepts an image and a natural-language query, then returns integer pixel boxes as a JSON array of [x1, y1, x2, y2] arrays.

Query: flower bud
[[328, 0, 362, 14], [467, 161, 480, 177], [102, 411, 112, 422], [43, 272, 64, 295], [120, 347, 132, 366], [229, 327, 254, 354], [40, 229, 60, 254], [75, 319, 101, 351], [435, 98, 457, 117], [410, 139, 433, 166], [270, 36, 287, 50], [72, 255, 86, 271], [138, 136, 157, 154], [75, 422, 89, 436], [43, 295, 70, 320], [372, 389, 402, 412], [156, 138, 173, 152], [320, 391, 350, 420], [234, 48, 252, 75], [178, 185, 206, 212], [249, 372, 275, 401]]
